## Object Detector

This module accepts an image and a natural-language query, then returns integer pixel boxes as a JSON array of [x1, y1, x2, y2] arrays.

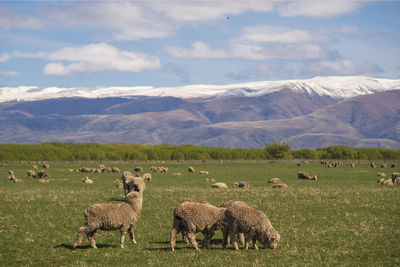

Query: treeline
[[0, 143, 399, 161]]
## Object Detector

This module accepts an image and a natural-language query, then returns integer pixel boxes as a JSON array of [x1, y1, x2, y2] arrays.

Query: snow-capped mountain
[[1, 76, 399, 103]]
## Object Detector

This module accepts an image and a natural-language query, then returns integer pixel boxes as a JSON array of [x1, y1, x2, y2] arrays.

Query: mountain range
[[1, 76, 399, 149]]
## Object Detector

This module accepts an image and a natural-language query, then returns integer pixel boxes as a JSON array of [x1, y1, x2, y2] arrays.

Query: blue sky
[[1, 0, 399, 88]]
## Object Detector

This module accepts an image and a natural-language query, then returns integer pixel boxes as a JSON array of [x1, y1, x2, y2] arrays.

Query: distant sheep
[[38, 179, 49, 184], [350, 163, 355, 168], [170, 200, 227, 251], [142, 173, 152, 182], [234, 181, 250, 188], [224, 201, 280, 250], [112, 167, 121, 173], [268, 178, 281, 184], [377, 178, 385, 184], [205, 178, 216, 182], [380, 164, 386, 168], [298, 171, 317, 180], [188, 166, 195, 173], [173, 172, 181, 176], [370, 162, 376, 168], [377, 173, 386, 177], [134, 167, 143, 172], [114, 179, 123, 188], [73, 191, 143, 249], [27, 170, 37, 178], [8, 170, 15, 180], [380, 179, 393, 186], [199, 171, 209, 175], [37, 170, 50, 178], [82, 176, 93, 184], [42, 163, 50, 169], [272, 184, 288, 189], [391, 164, 396, 168], [32, 165, 38, 170], [151, 166, 168, 173], [211, 183, 228, 189], [392, 172, 400, 183]]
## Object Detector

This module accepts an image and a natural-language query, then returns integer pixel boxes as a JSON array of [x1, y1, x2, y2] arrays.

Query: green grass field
[[1, 160, 399, 266]]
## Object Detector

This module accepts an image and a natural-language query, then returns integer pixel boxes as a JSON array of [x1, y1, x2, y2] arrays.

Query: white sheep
[[73, 191, 143, 249]]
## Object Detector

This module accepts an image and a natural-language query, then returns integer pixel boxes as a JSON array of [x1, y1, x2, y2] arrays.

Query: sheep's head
[[260, 229, 280, 250], [125, 191, 142, 202]]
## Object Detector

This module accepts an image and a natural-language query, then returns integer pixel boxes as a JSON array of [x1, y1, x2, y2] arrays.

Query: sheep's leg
[[181, 230, 189, 244], [120, 226, 129, 248], [238, 232, 245, 246], [87, 230, 97, 249], [228, 223, 239, 250], [170, 227, 178, 252], [222, 227, 230, 248], [252, 237, 258, 250], [187, 232, 200, 250], [128, 226, 137, 245], [73, 226, 86, 248], [244, 233, 251, 250]]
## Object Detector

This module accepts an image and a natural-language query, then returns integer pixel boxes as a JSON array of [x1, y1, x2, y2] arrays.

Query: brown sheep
[[272, 184, 288, 189], [211, 182, 228, 189], [380, 164, 387, 168], [224, 202, 280, 250], [73, 191, 143, 249], [170, 201, 227, 251], [234, 181, 250, 188], [268, 178, 281, 184], [298, 171, 317, 180], [350, 163, 355, 168]]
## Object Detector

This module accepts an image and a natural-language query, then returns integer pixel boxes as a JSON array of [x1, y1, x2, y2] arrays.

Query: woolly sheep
[[272, 184, 288, 189], [377, 178, 385, 183], [350, 163, 355, 168], [32, 165, 38, 170], [188, 166, 195, 173], [224, 202, 280, 250], [112, 167, 121, 173], [199, 171, 209, 175], [211, 182, 228, 189], [205, 178, 216, 182], [380, 164, 386, 168], [127, 177, 146, 195], [38, 179, 49, 183], [392, 172, 400, 183], [73, 191, 143, 249], [170, 200, 227, 251], [377, 173, 386, 177], [298, 171, 317, 180], [122, 171, 135, 196], [370, 162, 376, 168], [82, 176, 93, 184], [268, 178, 281, 184], [142, 173, 152, 182], [219, 201, 246, 246], [381, 179, 393, 186], [42, 163, 50, 169], [37, 170, 50, 178], [27, 170, 37, 178], [134, 167, 143, 172], [234, 181, 250, 188], [8, 170, 15, 180]]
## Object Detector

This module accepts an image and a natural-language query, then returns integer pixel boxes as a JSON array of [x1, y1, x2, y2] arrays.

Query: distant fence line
[[0, 143, 399, 161]]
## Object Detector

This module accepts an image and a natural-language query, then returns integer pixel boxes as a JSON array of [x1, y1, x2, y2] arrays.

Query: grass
[[0, 160, 399, 266]]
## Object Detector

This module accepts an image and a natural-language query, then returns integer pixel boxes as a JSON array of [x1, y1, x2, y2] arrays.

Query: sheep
[[32, 165, 38, 170], [205, 178, 216, 182], [298, 171, 317, 180], [268, 178, 281, 184], [37, 170, 50, 178], [224, 202, 280, 250], [393, 177, 400, 185], [73, 191, 143, 249], [142, 173, 152, 182], [381, 179, 393, 186], [13, 177, 24, 183], [370, 162, 376, 168], [170, 200, 227, 251], [114, 179, 123, 189], [377, 178, 385, 184], [173, 172, 182, 176], [112, 167, 121, 173], [377, 173, 386, 177], [234, 181, 250, 188], [272, 184, 288, 189], [8, 170, 15, 180], [122, 171, 135, 196], [134, 167, 143, 172], [350, 163, 355, 168], [188, 166, 195, 173], [199, 171, 209, 175], [211, 182, 228, 189], [219, 201, 247, 247], [82, 176, 93, 184], [38, 179, 49, 183], [392, 172, 400, 183], [127, 177, 146, 195], [69, 168, 74, 172], [380, 164, 386, 168], [42, 163, 50, 169], [27, 170, 37, 178]]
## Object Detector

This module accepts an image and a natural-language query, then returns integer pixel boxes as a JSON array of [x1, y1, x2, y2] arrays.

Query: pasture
[[1, 160, 399, 266]]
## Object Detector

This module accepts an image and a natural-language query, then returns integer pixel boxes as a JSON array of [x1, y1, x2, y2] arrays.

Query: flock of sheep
[[4, 160, 399, 251]]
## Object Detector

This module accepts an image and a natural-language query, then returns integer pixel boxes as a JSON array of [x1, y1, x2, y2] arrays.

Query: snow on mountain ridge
[[1, 76, 399, 103]]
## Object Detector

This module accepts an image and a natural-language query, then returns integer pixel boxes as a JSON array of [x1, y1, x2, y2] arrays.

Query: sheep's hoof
[[132, 240, 137, 245], [171, 247, 175, 252]]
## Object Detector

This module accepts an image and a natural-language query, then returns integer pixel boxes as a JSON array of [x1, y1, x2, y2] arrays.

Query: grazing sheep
[[32, 165, 38, 170], [393, 177, 400, 185], [381, 179, 393, 186], [114, 179, 123, 189], [73, 191, 143, 249], [42, 163, 50, 169], [219, 201, 247, 247], [134, 167, 143, 172], [112, 167, 121, 173], [173, 172, 182, 176], [8, 170, 15, 180], [234, 181, 250, 188], [377, 178, 385, 183], [205, 178, 216, 182], [224, 203, 280, 250], [370, 162, 376, 168], [199, 171, 209, 175], [298, 171, 317, 180], [82, 176, 93, 184], [27, 170, 37, 178], [13, 178, 24, 183], [272, 184, 288, 189], [268, 178, 281, 184], [37, 170, 50, 178], [377, 173, 386, 177], [38, 179, 49, 184], [211, 183, 228, 189], [151, 166, 168, 173], [188, 166, 195, 173], [170, 201, 227, 251], [380, 164, 387, 168], [392, 172, 400, 183], [142, 173, 152, 182]]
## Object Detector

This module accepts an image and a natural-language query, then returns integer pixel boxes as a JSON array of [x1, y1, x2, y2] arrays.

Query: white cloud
[[0, 70, 20, 77], [167, 41, 227, 59], [0, 7, 43, 30], [239, 25, 330, 44], [7, 43, 161, 76], [278, 0, 367, 18], [0, 53, 10, 62], [302, 59, 383, 76]]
